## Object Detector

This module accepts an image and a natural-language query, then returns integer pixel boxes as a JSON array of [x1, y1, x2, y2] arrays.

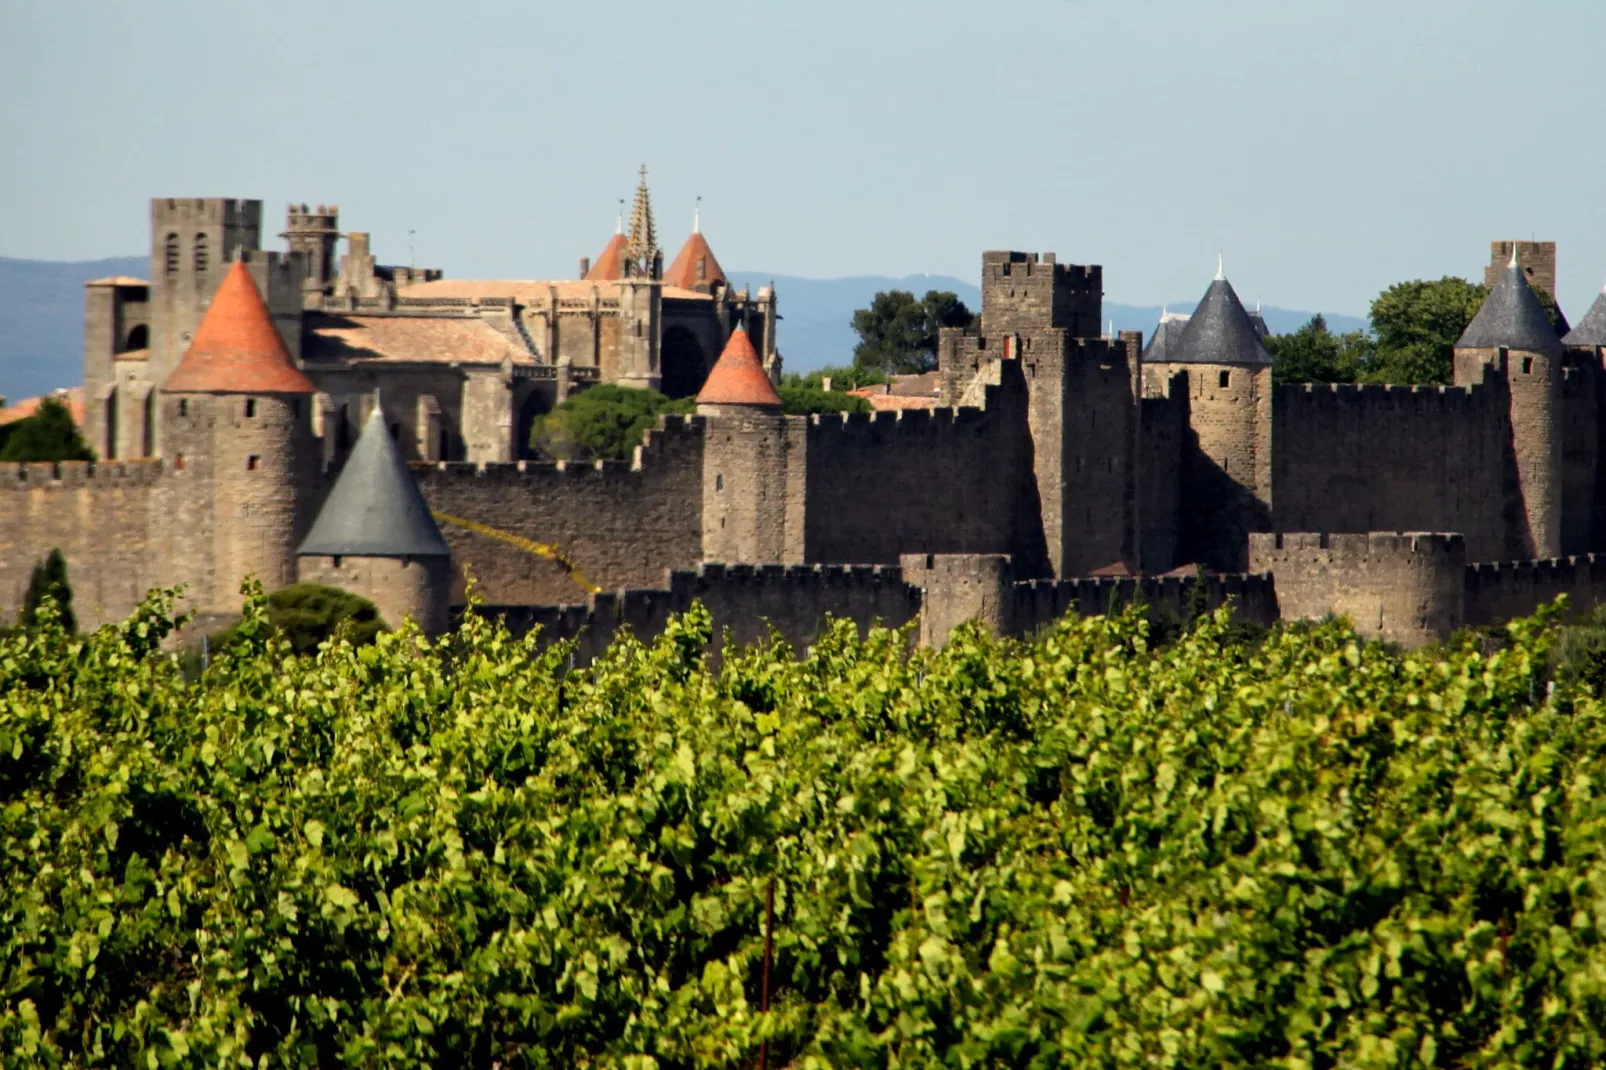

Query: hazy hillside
[[0, 255, 146, 402], [0, 256, 1365, 400]]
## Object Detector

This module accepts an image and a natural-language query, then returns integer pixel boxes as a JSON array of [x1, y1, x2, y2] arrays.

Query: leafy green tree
[[1359, 276, 1487, 385], [851, 289, 974, 375], [776, 385, 872, 415], [0, 396, 94, 463], [212, 583, 385, 656], [529, 384, 694, 461], [19, 548, 75, 633], [782, 364, 890, 392], [1266, 314, 1374, 385]]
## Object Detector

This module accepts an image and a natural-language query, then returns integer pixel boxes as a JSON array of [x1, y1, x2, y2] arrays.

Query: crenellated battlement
[[1463, 553, 1606, 627], [1275, 381, 1489, 413], [1252, 531, 1466, 559], [0, 459, 166, 489]]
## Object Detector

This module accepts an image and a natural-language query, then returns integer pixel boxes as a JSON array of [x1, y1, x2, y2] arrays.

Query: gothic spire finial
[[616, 197, 624, 235], [1215, 252, 1225, 281], [1509, 242, 1520, 270], [626, 164, 658, 273], [694, 193, 701, 234]]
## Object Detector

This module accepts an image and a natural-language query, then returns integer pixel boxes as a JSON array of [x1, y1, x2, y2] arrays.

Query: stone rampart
[[1272, 383, 1509, 562], [1249, 531, 1466, 646], [0, 460, 168, 628], [802, 360, 1046, 572], [477, 561, 917, 662], [413, 414, 705, 606], [1463, 554, 1606, 628]]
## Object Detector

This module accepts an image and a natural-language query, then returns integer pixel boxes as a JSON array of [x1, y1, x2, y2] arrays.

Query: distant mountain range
[[0, 256, 1366, 402]]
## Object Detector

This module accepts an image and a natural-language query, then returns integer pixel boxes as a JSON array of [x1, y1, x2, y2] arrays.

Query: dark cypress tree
[[0, 396, 94, 463], [21, 548, 76, 633]]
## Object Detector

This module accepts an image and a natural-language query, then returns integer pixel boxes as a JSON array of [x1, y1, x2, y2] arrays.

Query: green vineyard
[[3, 587, 1605, 1067]]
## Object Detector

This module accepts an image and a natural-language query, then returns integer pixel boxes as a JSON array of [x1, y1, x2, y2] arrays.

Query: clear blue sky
[[3, 0, 1604, 318]]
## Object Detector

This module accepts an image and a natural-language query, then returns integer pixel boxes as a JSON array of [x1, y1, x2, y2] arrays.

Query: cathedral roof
[[1169, 275, 1273, 366], [696, 327, 782, 408], [1141, 313, 1190, 363], [162, 262, 316, 394], [585, 232, 627, 281], [1456, 253, 1562, 353], [663, 231, 727, 291], [1562, 285, 1606, 347], [304, 314, 534, 366], [298, 400, 451, 560]]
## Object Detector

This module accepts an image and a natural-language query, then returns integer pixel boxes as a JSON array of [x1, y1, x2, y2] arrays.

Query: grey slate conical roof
[[1563, 286, 1606, 347], [1456, 256, 1562, 353], [1140, 313, 1190, 363], [298, 400, 451, 558], [1169, 276, 1273, 366]]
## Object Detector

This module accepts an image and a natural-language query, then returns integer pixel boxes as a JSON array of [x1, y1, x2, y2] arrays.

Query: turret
[[159, 261, 318, 616], [297, 397, 453, 635], [1144, 260, 1273, 571], [1454, 248, 1565, 558], [697, 327, 798, 563], [282, 202, 340, 297]]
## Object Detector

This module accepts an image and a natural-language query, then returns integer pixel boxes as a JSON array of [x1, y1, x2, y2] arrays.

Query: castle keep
[[7, 181, 1606, 649]]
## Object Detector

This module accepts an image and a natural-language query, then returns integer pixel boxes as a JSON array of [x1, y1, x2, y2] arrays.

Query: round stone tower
[[696, 326, 795, 563], [296, 397, 453, 635], [1454, 249, 1565, 559], [159, 260, 319, 616], [1143, 263, 1274, 571]]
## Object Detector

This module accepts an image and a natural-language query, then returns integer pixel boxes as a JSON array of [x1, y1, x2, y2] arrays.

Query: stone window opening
[[1522, 356, 1533, 375], [124, 324, 148, 351], [1219, 369, 1231, 388], [247, 455, 260, 471], [245, 398, 256, 418], [716, 473, 724, 492], [164, 233, 180, 275], [174, 453, 185, 471], [194, 233, 209, 274], [178, 399, 188, 416]]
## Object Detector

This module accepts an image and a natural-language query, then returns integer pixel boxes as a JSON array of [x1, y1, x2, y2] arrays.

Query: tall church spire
[[625, 164, 659, 276]]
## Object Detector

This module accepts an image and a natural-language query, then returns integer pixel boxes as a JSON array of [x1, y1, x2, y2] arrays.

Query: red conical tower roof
[[696, 326, 781, 409], [162, 262, 315, 394], [663, 231, 727, 292], [585, 232, 627, 281]]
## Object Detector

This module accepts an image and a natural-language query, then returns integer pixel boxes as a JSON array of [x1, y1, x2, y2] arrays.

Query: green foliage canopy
[[210, 582, 387, 656], [1265, 314, 1374, 385], [528, 384, 694, 461], [775, 385, 871, 416], [4, 584, 1606, 1066], [0, 396, 94, 463], [851, 289, 974, 375]]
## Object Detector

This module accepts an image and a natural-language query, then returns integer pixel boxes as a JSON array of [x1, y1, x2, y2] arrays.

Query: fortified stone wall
[[899, 552, 1277, 648], [412, 415, 705, 606], [477, 561, 917, 662], [1561, 360, 1601, 554], [1248, 532, 1466, 647], [1464, 554, 1606, 628], [1054, 338, 1140, 575], [1272, 383, 1510, 561], [0, 461, 167, 629], [801, 361, 1048, 574], [1138, 381, 1187, 572]]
